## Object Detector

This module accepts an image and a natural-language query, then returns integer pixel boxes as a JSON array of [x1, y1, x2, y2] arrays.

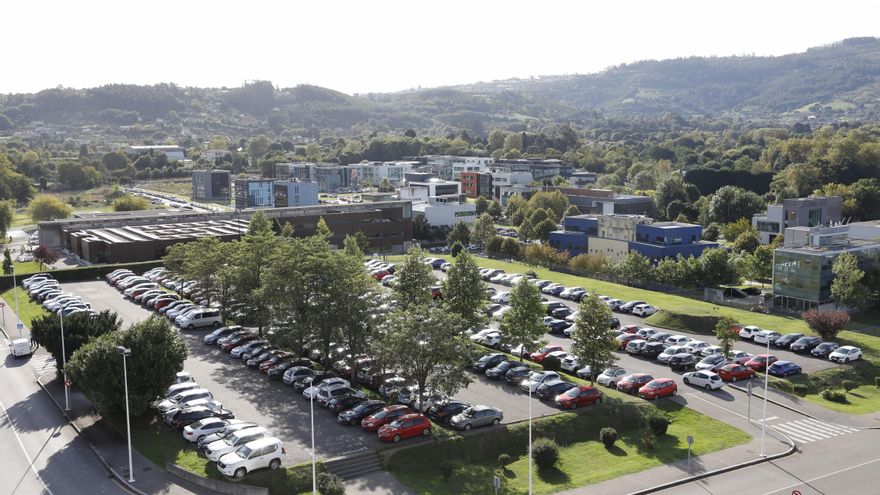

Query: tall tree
[[441, 251, 486, 330], [232, 214, 280, 335], [31, 310, 122, 375], [392, 248, 435, 310], [499, 279, 546, 361], [29, 194, 72, 222], [487, 200, 503, 220], [614, 252, 652, 284], [475, 196, 489, 215], [714, 316, 739, 357], [447, 221, 471, 247], [0, 200, 13, 239], [2, 248, 12, 274], [471, 213, 496, 248], [831, 252, 866, 308], [569, 293, 616, 383], [343, 234, 363, 258]]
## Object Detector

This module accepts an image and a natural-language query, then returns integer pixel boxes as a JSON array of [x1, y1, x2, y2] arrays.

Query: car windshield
[[463, 408, 476, 417], [563, 388, 580, 397], [234, 445, 253, 459]]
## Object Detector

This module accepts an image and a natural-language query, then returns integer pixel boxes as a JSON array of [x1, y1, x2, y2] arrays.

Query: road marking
[[764, 416, 778, 421], [769, 418, 858, 443], [759, 457, 880, 495], [684, 393, 749, 421], [0, 398, 54, 495]]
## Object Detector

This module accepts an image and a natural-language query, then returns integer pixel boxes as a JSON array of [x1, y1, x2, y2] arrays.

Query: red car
[[616, 373, 653, 394], [554, 386, 603, 409], [744, 354, 778, 371], [361, 405, 412, 432], [638, 378, 677, 400], [430, 286, 443, 300], [377, 413, 432, 442], [620, 325, 640, 334], [222, 334, 259, 352], [615, 334, 640, 350], [370, 270, 390, 281], [717, 364, 757, 382], [152, 297, 179, 310], [530, 345, 564, 363], [259, 352, 294, 373]]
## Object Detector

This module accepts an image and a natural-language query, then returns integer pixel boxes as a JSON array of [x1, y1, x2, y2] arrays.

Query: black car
[[810, 342, 840, 359], [640, 342, 666, 359], [551, 307, 574, 320], [790, 336, 822, 353], [428, 400, 471, 424], [669, 353, 696, 371], [486, 361, 519, 379], [543, 301, 568, 315], [773, 333, 804, 349], [337, 400, 386, 426], [486, 303, 503, 316], [648, 332, 671, 343], [327, 395, 368, 414], [294, 373, 334, 393], [202, 325, 242, 345], [246, 350, 279, 368], [617, 301, 646, 314], [242, 344, 276, 361], [536, 380, 576, 401], [166, 406, 234, 430], [505, 366, 532, 385], [266, 359, 301, 379], [473, 353, 506, 372], [609, 317, 620, 330], [547, 320, 571, 334]]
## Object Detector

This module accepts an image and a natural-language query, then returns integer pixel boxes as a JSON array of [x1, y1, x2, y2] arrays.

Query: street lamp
[[11, 265, 21, 338], [310, 386, 317, 495], [760, 335, 770, 457], [528, 382, 533, 495], [60, 310, 69, 410], [116, 346, 135, 483]]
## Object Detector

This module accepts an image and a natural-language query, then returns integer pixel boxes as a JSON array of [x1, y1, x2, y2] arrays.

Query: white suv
[[176, 308, 223, 329], [205, 427, 270, 462], [218, 437, 286, 479]]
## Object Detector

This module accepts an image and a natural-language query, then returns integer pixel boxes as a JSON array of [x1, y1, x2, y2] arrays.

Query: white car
[[492, 306, 513, 321], [482, 332, 503, 348], [217, 437, 286, 479], [682, 371, 724, 390], [632, 304, 658, 317], [440, 262, 453, 272], [152, 381, 201, 408], [469, 328, 496, 343], [684, 341, 711, 355], [156, 388, 213, 413], [205, 427, 272, 462], [316, 385, 365, 406], [562, 324, 578, 337], [303, 378, 350, 399], [695, 354, 727, 372], [596, 367, 628, 387], [559, 287, 585, 299], [657, 346, 686, 364], [520, 371, 560, 393], [176, 308, 223, 329], [198, 422, 259, 450], [490, 292, 511, 304], [829, 346, 862, 363], [183, 418, 242, 443], [752, 330, 781, 345], [553, 353, 578, 372], [729, 350, 753, 365], [700, 345, 723, 357], [664, 335, 692, 347], [738, 325, 761, 340]]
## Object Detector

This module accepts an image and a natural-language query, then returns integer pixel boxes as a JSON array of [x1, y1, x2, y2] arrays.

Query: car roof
[[242, 436, 281, 450], [837, 346, 858, 351], [470, 405, 497, 412]]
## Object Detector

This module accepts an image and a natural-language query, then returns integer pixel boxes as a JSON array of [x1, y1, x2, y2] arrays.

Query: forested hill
[[2, 38, 879, 136]]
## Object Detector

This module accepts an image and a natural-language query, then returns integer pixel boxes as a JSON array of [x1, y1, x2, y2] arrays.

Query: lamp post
[[60, 310, 69, 410], [310, 388, 317, 495], [11, 265, 21, 338], [760, 335, 770, 457], [528, 382, 533, 495], [116, 346, 135, 483]]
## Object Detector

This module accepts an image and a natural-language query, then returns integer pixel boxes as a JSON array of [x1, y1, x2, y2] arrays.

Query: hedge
[[0, 260, 164, 291]]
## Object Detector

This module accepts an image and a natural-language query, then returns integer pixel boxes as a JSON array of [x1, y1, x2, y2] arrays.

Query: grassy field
[[135, 179, 193, 198], [389, 400, 749, 495], [12, 260, 45, 275], [0, 287, 49, 327], [131, 415, 318, 494]]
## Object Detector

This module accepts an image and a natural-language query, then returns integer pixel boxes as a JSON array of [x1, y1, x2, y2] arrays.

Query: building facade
[[234, 179, 275, 209], [553, 188, 654, 216], [752, 196, 843, 244], [460, 171, 494, 199], [125, 145, 185, 161], [272, 180, 319, 208], [192, 170, 231, 202]]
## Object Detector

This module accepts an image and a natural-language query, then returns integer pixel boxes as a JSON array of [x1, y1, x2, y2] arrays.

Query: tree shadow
[[849, 392, 865, 399], [502, 467, 516, 478], [536, 466, 570, 484], [605, 444, 627, 456]]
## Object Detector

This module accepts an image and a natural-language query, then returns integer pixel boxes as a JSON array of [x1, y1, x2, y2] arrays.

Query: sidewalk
[[728, 382, 880, 428]]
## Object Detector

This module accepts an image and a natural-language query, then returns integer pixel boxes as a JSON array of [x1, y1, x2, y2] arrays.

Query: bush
[[532, 438, 559, 470], [498, 453, 511, 467], [820, 388, 847, 403], [542, 355, 561, 372], [842, 380, 856, 392], [599, 427, 618, 448], [440, 461, 455, 480], [875, 376, 880, 389], [316, 472, 345, 495], [791, 383, 808, 397], [450, 241, 464, 257], [802, 309, 850, 340], [648, 416, 669, 436]]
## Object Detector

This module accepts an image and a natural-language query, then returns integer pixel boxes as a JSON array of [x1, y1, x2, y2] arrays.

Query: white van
[[205, 427, 271, 462], [9, 339, 32, 358], [177, 308, 223, 329]]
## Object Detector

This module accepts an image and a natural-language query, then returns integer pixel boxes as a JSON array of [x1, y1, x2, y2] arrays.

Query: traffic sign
[[16, 322, 23, 330], [64, 379, 72, 387], [792, 491, 802, 495], [0, 302, 6, 308], [687, 435, 694, 445]]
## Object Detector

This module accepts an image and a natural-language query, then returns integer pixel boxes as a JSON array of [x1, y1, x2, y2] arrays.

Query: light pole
[[117, 346, 135, 483], [60, 311, 69, 410], [11, 265, 21, 338], [760, 335, 770, 457], [528, 382, 533, 495], [310, 390, 317, 495]]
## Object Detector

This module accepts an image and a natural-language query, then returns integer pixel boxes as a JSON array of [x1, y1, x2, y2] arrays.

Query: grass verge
[[387, 399, 749, 495], [0, 287, 49, 327]]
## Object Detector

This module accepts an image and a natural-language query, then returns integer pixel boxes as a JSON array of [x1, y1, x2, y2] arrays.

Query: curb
[[728, 383, 880, 430], [35, 375, 147, 495]]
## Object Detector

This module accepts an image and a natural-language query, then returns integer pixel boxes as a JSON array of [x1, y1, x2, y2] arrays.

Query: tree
[[531, 218, 558, 241], [569, 293, 616, 383], [232, 215, 280, 335], [247, 135, 270, 161], [66, 317, 187, 418], [654, 175, 689, 220], [831, 253, 866, 309], [517, 219, 533, 241], [57, 162, 100, 190], [499, 279, 546, 361], [563, 205, 580, 217], [377, 178, 393, 192], [746, 245, 774, 284], [352, 231, 370, 254], [699, 249, 740, 287], [487, 200, 503, 220], [803, 310, 850, 341], [485, 236, 504, 254], [373, 305, 471, 411], [471, 213, 495, 248], [112, 194, 151, 211], [442, 251, 486, 330], [703, 223, 720, 242], [29, 194, 72, 222], [31, 310, 122, 375], [733, 230, 760, 254], [392, 248, 435, 310], [2, 248, 12, 274], [719, 218, 754, 242], [614, 252, 652, 284], [33, 244, 59, 269], [488, 129, 506, 151], [0, 200, 13, 239], [714, 316, 739, 357], [475, 196, 489, 215], [528, 191, 569, 221], [102, 152, 130, 171], [501, 237, 521, 257], [447, 221, 471, 247], [343, 234, 363, 258], [709, 186, 765, 224]]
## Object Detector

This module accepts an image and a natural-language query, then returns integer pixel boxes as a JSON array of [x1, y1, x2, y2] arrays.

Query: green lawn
[[0, 287, 49, 327], [10, 211, 33, 228], [12, 260, 46, 275], [389, 400, 749, 495]]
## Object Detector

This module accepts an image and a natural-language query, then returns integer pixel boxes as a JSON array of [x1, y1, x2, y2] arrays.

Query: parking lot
[[65, 280, 560, 466]]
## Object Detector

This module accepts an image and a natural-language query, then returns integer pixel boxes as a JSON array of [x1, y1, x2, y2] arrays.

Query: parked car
[[620, 324, 640, 334], [615, 333, 640, 350], [521, 371, 561, 393], [668, 353, 696, 371], [378, 413, 432, 442], [197, 422, 259, 450], [546, 319, 571, 334], [695, 354, 727, 372], [204, 427, 273, 461], [473, 353, 506, 372], [682, 371, 724, 390], [361, 405, 412, 432], [338, 400, 387, 426], [768, 361, 802, 377], [616, 373, 653, 394], [717, 364, 756, 382], [772, 333, 804, 349], [745, 354, 778, 371], [183, 418, 242, 443], [530, 345, 564, 363], [664, 335, 692, 347], [752, 331, 782, 345], [657, 346, 685, 364], [231, 340, 268, 359], [536, 379, 576, 401], [729, 350, 754, 365], [738, 325, 761, 340], [504, 366, 532, 385], [617, 300, 646, 313], [165, 405, 234, 430], [625, 339, 649, 355], [700, 345, 724, 357], [810, 342, 840, 359], [216, 437, 285, 479], [789, 336, 822, 354], [490, 292, 511, 304], [177, 308, 223, 329], [559, 287, 585, 299], [684, 340, 711, 355], [554, 385, 603, 409], [638, 379, 678, 400], [596, 367, 628, 387], [449, 405, 503, 430], [829, 346, 862, 363], [542, 301, 567, 315], [427, 399, 471, 424], [632, 304, 658, 317], [485, 361, 521, 379]]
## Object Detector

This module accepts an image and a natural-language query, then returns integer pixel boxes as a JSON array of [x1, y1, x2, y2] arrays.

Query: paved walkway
[[729, 383, 880, 428], [343, 471, 415, 495]]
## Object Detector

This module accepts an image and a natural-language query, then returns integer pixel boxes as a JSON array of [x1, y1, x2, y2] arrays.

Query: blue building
[[548, 214, 717, 261]]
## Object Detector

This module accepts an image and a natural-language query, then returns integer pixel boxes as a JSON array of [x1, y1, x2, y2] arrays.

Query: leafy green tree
[[569, 293, 616, 383], [101, 152, 130, 171], [654, 175, 689, 220], [714, 315, 739, 357], [377, 178, 393, 192], [475, 196, 489, 215], [0, 200, 13, 239], [471, 213, 495, 248], [232, 214, 281, 335], [2, 248, 12, 274], [614, 252, 652, 284], [699, 249, 740, 287], [531, 218, 558, 241], [487, 200, 503, 220], [31, 310, 122, 375], [447, 221, 471, 247], [392, 247, 435, 310], [29, 194, 72, 221], [831, 252, 866, 309], [733, 230, 760, 253], [528, 191, 569, 221], [703, 223, 720, 242], [517, 218, 533, 241], [112, 194, 151, 211], [528, 208, 550, 226], [488, 129, 506, 151], [500, 279, 546, 361], [66, 317, 187, 418], [709, 186, 765, 224], [353, 231, 370, 254], [343, 234, 363, 258], [501, 237, 521, 257], [719, 218, 754, 243], [485, 236, 503, 254], [442, 251, 486, 330], [563, 205, 580, 217], [747, 245, 774, 284], [247, 135, 270, 161]]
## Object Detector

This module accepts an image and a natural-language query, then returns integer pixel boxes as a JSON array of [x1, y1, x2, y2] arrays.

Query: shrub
[[599, 427, 618, 448], [450, 241, 464, 257], [791, 383, 808, 397], [802, 309, 850, 340], [875, 376, 880, 389], [842, 380, 856, 392], [820, 388, 847, 403], [316, 472, 345, 495], [440, 461, 455, 480], [498, 453, 511, 467], [532, 438, 559, 470], [542, 355, 561, 372], [648, 416, 669, 436]]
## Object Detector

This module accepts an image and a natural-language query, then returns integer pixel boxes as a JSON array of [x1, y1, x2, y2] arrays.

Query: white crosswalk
[[769, 418, 860, 443], [29, 354, 56, 375]]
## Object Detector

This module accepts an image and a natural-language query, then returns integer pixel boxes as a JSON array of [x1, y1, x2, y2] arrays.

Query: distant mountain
[[2, 38, 879, 136]]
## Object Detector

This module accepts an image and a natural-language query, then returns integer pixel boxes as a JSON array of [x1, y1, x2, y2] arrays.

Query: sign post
[[747, 380, 753, 422], [493, 475, 501, 495], [0, 301, 6, 331], [686, 435, 694, 475]]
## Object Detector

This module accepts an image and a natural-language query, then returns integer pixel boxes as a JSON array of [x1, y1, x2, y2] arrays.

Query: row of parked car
[[737, 325, 863, 364], [151, 372, 286, 480], [22, 273, 95, 317]]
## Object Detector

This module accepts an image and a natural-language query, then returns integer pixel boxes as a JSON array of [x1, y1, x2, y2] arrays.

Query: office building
[[460, 171, 494, 199], [234, 179, 275, 209], [553, 188, 655, 216], [752, 196, 843, 244], [493, 159, 573, 181], [192, 170, 231, 202], [273, 180, 319, 208]]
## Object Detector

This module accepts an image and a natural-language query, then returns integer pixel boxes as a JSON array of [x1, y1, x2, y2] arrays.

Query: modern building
[[234, 179, 275, 209], [348, 161, 418, 188], [452, 157, 493, 178], [192, 170, 231, 202], [492, 170, 534, 200], [404, 172, 436, 184], [404, 179, 461, 198], [460, 171, 494, 199], [753, 196, 843, 244], [40, 201, 414, 263], [272, 180, 319, 208], [570, 172, 597, 187], [493, 159, 574, 181], [548, 214, 717, 261], [411, 196, 477, 227], [552, 188, 655, 216], [125, 145, 185, 161], [203, 149, 231, 163]]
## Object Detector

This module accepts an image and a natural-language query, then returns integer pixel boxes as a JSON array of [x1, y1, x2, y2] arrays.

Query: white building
[[452, 157, 494, 178], [125, 145, 185, 161], [492, 170, 533, 203], [412, 196, 477, 227], [348, 161, 418, 187], [203, 149, 231, 162]]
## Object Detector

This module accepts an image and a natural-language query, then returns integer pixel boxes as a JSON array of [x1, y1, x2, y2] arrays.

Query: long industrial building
[[38, 202, 413, 264]]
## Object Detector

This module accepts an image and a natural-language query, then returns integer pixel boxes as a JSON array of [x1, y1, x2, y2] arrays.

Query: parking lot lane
[[64, 281, 155, 327], [458, 369, 560, 422]]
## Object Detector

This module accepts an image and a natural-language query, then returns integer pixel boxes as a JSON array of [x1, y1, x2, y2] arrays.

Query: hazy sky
[[5, 0, 878, 95]]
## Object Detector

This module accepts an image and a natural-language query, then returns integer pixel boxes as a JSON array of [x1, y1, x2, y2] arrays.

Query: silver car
[[449, 405, 503, 431]]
